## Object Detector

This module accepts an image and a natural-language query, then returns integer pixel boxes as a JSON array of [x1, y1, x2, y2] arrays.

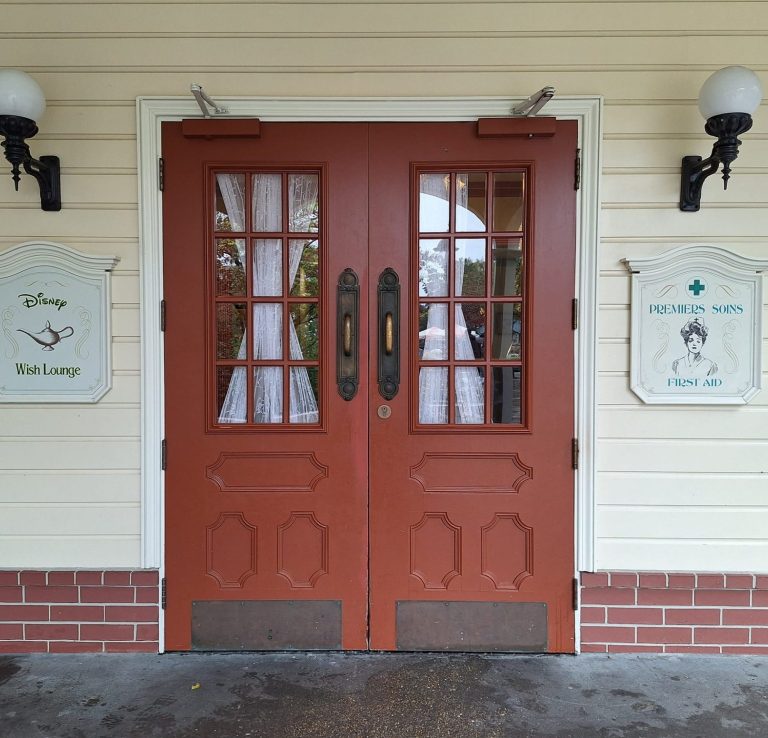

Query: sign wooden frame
[[0, 241, 119, 403], [624, 245, 768, 405]]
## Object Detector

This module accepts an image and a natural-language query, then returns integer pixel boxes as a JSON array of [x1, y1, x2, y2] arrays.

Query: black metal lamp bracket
[[679, 112, 752, 212], [0, 114, 61, 211]]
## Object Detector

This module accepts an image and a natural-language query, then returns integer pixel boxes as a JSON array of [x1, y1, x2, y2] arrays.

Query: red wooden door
[[162, 123, 370, 650], [162, 120, 577, 652], [368, 122, 577, 652]]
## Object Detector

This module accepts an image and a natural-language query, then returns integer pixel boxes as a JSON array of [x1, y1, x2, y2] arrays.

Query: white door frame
[[136, 96, 602, 651]]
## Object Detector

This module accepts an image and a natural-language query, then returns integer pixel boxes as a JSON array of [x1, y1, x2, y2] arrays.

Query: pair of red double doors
[[163, 120, 576, 652]]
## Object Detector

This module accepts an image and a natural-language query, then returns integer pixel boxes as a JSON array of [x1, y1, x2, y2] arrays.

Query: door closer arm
[[190, 84, 229, 118], [511, 87, 555, 117]]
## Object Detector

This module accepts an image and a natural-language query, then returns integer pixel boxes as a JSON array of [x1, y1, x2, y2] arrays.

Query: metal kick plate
[[191, 600, 342, 650], [396, 601, 547, 652]]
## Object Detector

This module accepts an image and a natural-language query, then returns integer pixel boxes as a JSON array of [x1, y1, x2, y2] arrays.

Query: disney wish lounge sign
[[0, 241, 119, 402], [624, 245, 768, 404]]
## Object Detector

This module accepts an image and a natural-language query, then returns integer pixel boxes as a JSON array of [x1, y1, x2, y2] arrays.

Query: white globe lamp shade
[[0, 70, 47, 122], [698, 66, 763, 119]]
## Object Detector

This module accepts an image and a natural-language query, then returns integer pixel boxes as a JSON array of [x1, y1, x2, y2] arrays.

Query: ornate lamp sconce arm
[[679, 113, 753, 212]]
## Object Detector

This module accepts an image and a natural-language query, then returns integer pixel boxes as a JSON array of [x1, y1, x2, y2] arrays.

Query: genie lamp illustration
[[17, 321, 74, 351]]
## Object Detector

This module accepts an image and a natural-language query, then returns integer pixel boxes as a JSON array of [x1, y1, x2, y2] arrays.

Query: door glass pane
[[253, 366, 282, 423], [290, 366, 319, 424], [456, 366, 485, 424], [419, 367, 448, 424], [456, 172, 486, 232], [419, 303, 448, 360], [493, 173, 525, 232], [419, 239, 449, 297], [455, 239, 485, 297], [289, 239, 319, 297], [215, 173, 245, 231], [215, 239, 246, 296], [492, 238, 523, 296], [289, 303, 319, 360], [492, 367, 522, 424], [288, 174, 319, 233], [456, 303, 485, 360], [253, 239, 282, 296], [419, 173, 450, 232], [252, 173, 282, 232], [491, 303, 523, 360], [217, 366, 247, 423], [253, 304, 282, 359], [216, 304, 246, 359]]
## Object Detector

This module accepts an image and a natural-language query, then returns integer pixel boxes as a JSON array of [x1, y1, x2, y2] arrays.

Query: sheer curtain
[[418, 236, 485, 424], [217, 173, 319, 424], [454, 244, 485, 424], [453, 180, 486, 423]]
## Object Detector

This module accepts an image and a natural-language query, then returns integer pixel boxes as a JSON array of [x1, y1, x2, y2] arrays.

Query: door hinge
[[158, 157, 165, 191], [572, 577, 580, 610], [574, 148, 581, 191], [160, 299, 166, 332], [161, 578, 167, 609], [571, 297, 578, 330], [161, 439, 167, 470], [571, 438, 579, 470]]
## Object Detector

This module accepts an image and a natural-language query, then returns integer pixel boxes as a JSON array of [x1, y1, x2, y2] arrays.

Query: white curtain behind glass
[[454, 182, 485, 423], [217, 173, 319, 424], [454, 242, 485, 424], [418, 184, 485, 424]]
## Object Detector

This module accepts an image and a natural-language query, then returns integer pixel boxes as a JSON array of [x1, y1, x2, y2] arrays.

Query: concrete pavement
[[1, 652, 767, 737]]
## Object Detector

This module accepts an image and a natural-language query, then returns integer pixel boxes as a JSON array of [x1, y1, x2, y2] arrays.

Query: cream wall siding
[[0, 1, 766, 570]]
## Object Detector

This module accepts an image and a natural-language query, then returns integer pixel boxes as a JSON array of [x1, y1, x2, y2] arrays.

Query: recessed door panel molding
[[409, 452, 533, 494], [205, 512, 258, 589], [409, 512, 462, 590], [206, 451, 328, 493], [480, 513, 534, 591], [277, 512, 330, 589]]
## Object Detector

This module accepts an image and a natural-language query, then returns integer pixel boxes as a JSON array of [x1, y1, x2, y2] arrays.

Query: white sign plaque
[[0, 241, 119, 403], [624, 245, 768, 405]]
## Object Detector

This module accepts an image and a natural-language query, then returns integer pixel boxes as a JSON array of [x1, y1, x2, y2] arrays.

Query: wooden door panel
[[162, 123, 370, 650], [368, 122, 577, 652]]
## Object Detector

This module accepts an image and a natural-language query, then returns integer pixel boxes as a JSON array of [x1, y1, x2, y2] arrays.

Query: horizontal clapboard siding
[[0, 0, 766, 569]]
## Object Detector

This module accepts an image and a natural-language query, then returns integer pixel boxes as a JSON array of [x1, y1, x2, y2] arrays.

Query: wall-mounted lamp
[[680, 66, 763, 212], [0, 70, 61, 211]]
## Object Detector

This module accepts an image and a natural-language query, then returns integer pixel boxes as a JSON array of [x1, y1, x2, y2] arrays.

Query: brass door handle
[[336, 269, 359, 401], [377, 268, 400, 400], [384, 312, 394, 355], [343, 314, 352, 357]]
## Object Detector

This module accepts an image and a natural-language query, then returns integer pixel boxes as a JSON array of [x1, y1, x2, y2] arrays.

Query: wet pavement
[[1, 652, 767, 737]]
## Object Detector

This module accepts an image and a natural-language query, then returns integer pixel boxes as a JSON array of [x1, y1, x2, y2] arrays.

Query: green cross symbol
[[688, 279, 705, 297]]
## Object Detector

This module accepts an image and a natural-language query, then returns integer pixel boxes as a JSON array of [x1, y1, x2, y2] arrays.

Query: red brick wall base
[[580, 571, 768, 654], [0, 570, 159, 653]]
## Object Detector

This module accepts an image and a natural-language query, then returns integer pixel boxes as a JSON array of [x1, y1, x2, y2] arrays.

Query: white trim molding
[[136, 96, 602, 582]]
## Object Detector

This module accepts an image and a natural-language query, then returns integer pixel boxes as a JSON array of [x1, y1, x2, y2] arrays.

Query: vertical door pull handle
[[343, 314, 353, 357], [337, 269, 359, 401], [377, 268, 400, 400]]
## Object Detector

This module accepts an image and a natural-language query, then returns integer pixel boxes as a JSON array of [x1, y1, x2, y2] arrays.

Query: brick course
[[581, 571, 768, 654], [0, 570, 159, 654]]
